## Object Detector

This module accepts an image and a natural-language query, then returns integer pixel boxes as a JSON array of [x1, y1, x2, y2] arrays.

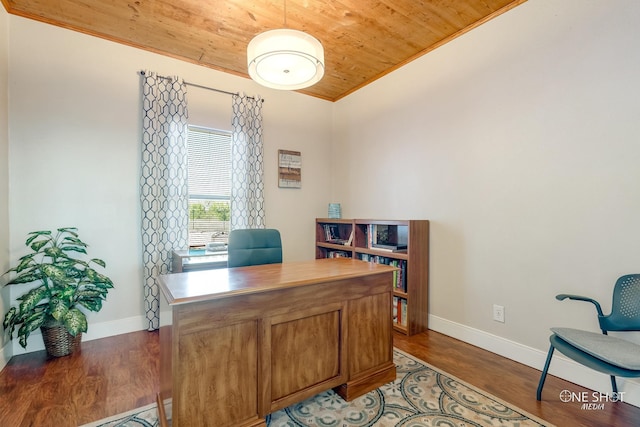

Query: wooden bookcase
[[315, 218, 429, 335]]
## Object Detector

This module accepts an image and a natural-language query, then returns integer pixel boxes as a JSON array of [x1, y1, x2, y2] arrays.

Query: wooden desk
[[157, 257, 397, 427]]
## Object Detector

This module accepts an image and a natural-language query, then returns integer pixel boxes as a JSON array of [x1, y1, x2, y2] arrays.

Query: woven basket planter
[[41, 322, 82, 357]]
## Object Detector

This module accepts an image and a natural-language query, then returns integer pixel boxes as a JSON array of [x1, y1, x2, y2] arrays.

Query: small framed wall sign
[[278, 149, 302, 188]]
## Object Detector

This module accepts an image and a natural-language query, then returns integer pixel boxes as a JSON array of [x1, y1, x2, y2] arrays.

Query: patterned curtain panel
[[140, 71, 190, 331], [231, 93, 265, 229]]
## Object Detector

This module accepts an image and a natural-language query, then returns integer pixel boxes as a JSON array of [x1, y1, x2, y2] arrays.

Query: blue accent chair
[[227, 229, 283, 268], [536, 274, 640, 400]]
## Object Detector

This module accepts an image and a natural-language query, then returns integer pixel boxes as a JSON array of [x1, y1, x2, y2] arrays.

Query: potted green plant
[[2, 227, 114, 357]]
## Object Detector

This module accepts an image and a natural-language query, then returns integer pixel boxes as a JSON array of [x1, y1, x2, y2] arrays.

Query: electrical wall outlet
[[493, 304, 505, 323]]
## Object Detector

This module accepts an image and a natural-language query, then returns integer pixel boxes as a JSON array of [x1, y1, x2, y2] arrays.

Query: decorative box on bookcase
[[315, 218, 429, 336]]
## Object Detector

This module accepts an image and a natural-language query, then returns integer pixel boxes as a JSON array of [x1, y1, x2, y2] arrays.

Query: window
[[187, 126, 231, 250]]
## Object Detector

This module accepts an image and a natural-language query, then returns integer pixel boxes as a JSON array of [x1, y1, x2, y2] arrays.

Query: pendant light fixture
[[247, 0, 324, 90]]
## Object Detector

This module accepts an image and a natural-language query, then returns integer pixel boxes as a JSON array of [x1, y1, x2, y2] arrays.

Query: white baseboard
[[429, 314, 640, 408], [9, 315, 148, 356], [0, 341, 10, 372]]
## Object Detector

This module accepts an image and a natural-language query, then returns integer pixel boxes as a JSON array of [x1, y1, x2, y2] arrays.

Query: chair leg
[[610, 375, 618, 394], [537, 345, 555, 401]]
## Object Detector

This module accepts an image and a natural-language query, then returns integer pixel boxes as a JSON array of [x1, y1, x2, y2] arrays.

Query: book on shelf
[[371, 243, 407, 252], [324, 224, 339, 242], [393, 296, 407, 326], [323, 224, 353, 246], [393, 296, 399, 324], [346, 229, 354, 246], [326, 250, 351, 258], [358, 254, 407, 292]]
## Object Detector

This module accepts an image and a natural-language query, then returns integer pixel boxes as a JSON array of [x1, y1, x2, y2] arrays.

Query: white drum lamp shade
[[247, 29, 325, 90]]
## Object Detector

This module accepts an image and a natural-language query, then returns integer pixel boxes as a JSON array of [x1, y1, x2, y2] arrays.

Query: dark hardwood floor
[[0, 331, 159, 427], [0, 329, 638, 426]]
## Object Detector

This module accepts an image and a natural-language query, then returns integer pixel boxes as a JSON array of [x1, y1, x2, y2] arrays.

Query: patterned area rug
[[81, 348, 552, 427]]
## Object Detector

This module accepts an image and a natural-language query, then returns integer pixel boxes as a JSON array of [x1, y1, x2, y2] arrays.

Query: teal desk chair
[[537, 274, 640, 400], [227, 229, 282, 268]]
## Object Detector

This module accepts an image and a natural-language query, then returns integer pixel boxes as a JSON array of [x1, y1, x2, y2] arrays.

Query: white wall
[[333, 0, 640, 405], [0, 5, 10, 367], [6, 15, 333, 355]]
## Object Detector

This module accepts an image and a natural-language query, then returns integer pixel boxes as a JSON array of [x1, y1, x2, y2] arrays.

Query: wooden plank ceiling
[[2, 0, 526, 101]]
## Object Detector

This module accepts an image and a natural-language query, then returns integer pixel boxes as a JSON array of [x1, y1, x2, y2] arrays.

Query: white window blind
[[187, 126, 231, 248], [187, 126, 231, 200]]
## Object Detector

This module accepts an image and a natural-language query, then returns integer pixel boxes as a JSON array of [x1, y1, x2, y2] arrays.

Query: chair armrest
[[556, 294, 604, 317]]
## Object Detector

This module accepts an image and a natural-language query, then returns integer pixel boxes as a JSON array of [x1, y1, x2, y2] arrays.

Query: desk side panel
[[337, 272, 396, 400], [348, 291, 393, 373]]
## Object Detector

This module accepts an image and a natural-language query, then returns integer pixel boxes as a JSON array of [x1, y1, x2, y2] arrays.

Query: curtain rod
[[138, 71, 263, 102]]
